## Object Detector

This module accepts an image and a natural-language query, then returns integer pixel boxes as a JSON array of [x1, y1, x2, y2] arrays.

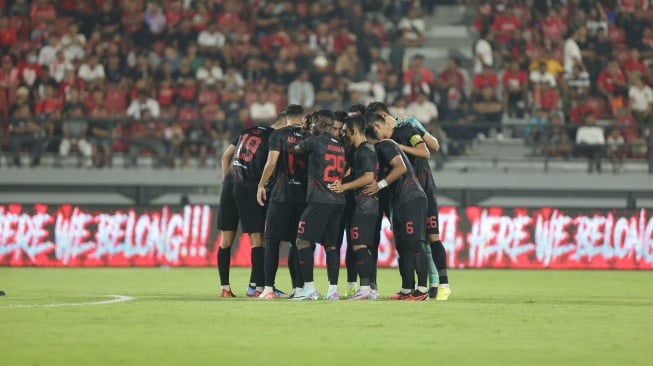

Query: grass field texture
[[1, 268, 652, 366]]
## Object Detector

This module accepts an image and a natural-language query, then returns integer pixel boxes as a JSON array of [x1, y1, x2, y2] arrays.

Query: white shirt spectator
[[198, 29, 226, 49], [563, 38, 582, 74], [196, 66, 224, 85], [629, 85, 653, 112], [249, 101, 277, 121], [530, 70, 557, 87], [474, 38, 493, 74], [50, 58, 74, 82], [406, 99, 439, 124], [127, 98, 161, 119], [78, 63, 106, 82], [38, 44, 59, 67], [348, 81, 386, 105], [288, 79, 315, 108], [576, 126, 605, 145], [60, 33, 86, 61]]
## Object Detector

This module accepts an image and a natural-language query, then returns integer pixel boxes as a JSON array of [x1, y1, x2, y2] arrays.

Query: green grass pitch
[[1, 267, 652, 366]]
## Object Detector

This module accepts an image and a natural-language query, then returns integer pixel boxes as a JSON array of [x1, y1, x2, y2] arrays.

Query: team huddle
[[216, 102, 451, 301]]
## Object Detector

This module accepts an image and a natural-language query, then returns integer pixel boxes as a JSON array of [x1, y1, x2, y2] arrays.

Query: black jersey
[[375, 139, 426, 209], [350, 141, 379, 215], [390, 122, 438, 193], [230, 125, 275, 189], [268, 126, 307, 203], [295, 133, 346, 205]]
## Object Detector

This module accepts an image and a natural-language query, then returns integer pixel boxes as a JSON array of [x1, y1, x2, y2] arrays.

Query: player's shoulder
[[359, 141, 376, 153]]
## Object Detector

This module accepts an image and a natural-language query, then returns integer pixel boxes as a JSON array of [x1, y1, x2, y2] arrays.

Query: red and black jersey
[[391, 122, 438, 194], [375, 139, 426, 209], [295, 133, 346, 205], [268, 126, 307, 203], [230, 125, 275, 189], [350, 141, 378, 216]]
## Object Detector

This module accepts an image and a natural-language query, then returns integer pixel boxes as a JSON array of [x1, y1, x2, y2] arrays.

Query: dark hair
[[344, 115, 366, 134], [334, 110, 348, 122], [366, 113, 386, 126], [348, 103, 366, 115], [365, 102, 390, 118], [312, 109, 335, 132], [364, 125, 379, 140], [285, 104, 304, 118]]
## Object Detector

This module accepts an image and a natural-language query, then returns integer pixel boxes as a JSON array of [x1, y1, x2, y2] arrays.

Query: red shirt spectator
[[58, 73, 84, 100], [540, 11, 566, 40], [157, 82, 176, 107], [177, 81, 197, 103], [570, 102, 596, 124], [333, 28, 355, 56], [261, 31, 290, 56], [0, 56, 20, 88], [30, 1, 58, 24], [472, 69, 499, 91], [597, 64, 626, 94], [35, 95, 62, 116], [177, 105, 199, 122], [623, 50, 647, 76], [502, 68, 528, 93], [492, 9, 520, 43], [539, 86, 559, 111], [619, 0, 648, 12], [439, 58, 466, 90], [403, 67, 435, 85], [0, 18, 17, 49]]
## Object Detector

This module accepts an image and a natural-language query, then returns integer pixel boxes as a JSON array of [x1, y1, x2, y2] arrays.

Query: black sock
[[431, 240, 448, 284], [325, 249, 340, 285], [396, 244, 414, 289], [346, 244, 357, 283], [288, 245, 301, 288], [264, 239, 280, 287], [411, 241, 428, 288], [250, 247, 265, 287], [298, 246, 314, 283], [217, 247, 232, 286], [370, 244, 379, 290], [354, 248, 372, 287]]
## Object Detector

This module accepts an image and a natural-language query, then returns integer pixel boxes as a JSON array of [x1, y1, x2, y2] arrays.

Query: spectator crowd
[[0, 0, 651, 173]]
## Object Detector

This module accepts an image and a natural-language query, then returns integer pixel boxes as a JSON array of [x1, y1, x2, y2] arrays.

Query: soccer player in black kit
[[216, 113, 285, 298], [255, 105, 307, 299], [329, 115, 378, 300], [366, 102, 451, 300], [366, 113, 430, 301], [290, 110, 347, 301]]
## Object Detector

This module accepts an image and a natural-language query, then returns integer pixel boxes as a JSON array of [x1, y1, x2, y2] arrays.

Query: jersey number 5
[[323, 153, 345, 183]]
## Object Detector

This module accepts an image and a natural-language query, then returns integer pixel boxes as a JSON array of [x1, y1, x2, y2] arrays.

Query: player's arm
[[256, 150, 280, 206], [399, 139, 430, 159], [220, 144, 236, 180], [363, 155, 406, 195], [422, 133, 440, 152], [404, 117, 440, 152], [329, 171, 374, 193], [292, 137, 312, 155]]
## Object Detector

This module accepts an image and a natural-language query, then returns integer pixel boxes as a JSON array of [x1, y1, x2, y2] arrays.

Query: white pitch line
[[0, 295, 135, 309]]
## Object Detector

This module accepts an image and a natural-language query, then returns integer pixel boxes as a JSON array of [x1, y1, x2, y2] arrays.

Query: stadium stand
[[0, 0, 651, 177]]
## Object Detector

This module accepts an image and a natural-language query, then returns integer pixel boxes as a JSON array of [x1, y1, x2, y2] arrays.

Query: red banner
[[1, 204, 652, 269]]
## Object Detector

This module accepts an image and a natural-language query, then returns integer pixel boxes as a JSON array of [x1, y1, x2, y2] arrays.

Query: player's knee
[[325, 246, 337, 252], [352, 244, 367, 251], [296, 239, 312, 250], [428, 233, 440, 242]]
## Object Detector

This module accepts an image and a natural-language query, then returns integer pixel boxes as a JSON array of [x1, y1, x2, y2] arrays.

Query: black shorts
[[297, 203, 344, 247], [348, 214, 378, 247], [392, 198, 427, 241], [424, 187, 440, 235], [217, 175, 239, 231], [233, 182, 266, 233], [264, 201, 305, 242]]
